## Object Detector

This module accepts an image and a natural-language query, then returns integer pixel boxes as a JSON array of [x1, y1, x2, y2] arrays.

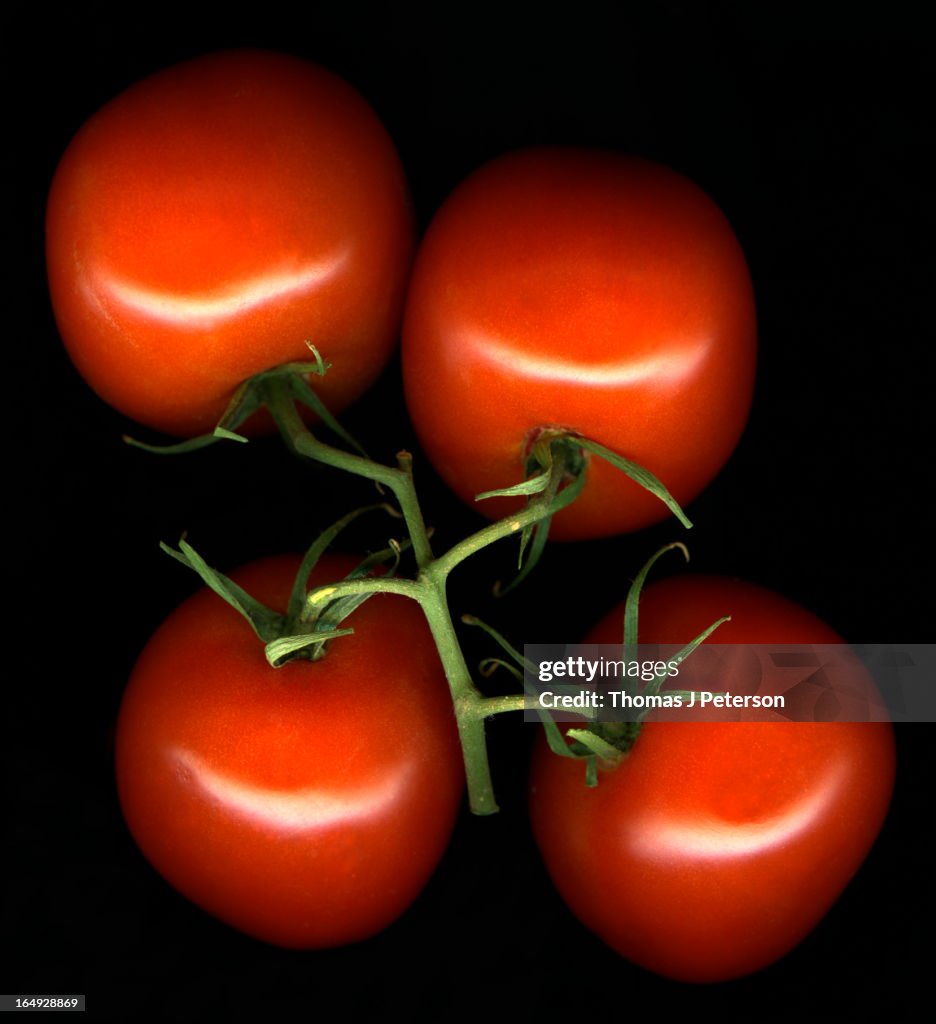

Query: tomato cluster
[[46, 49, 896, 984]]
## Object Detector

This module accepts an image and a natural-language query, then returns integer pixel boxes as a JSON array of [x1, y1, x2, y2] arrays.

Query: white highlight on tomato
[[172, 747, 414, 832], [475, 333, 710, 388], [99, 254, 349, 328], [635, 762, 848, 863]]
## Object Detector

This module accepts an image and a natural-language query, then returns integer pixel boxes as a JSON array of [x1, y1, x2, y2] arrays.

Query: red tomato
[[47, 50, 414, 436], [529, 576, 895, 981], [402, 148, 756, 540], [115, 554, 463, 948]]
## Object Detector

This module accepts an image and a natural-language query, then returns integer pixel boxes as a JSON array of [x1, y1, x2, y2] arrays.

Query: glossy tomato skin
[[115, 555, 463, 948], [402, 148, 756, 540], [47, 50, 415, 436], [529, 577, 895, 982]]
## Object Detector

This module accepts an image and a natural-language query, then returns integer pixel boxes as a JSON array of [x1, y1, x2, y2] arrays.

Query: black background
[[8, 3, 932, 1019]]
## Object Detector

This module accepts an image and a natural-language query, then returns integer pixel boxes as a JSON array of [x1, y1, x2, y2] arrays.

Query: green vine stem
[[263, 376, 578, 814], [294, 568, 533, 814], [264, 381, 437, 571]]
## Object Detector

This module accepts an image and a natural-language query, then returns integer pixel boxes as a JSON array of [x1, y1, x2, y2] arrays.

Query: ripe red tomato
[[115, 554, 463, 948], [402, 148, 756, 540], [47, 50, 414, 436], [529, 576, 895, 981]]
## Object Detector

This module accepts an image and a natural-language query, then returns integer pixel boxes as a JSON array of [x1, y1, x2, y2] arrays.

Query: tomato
[[47, 50, 414, 436], [529, 576, 895, 981], [402, 148, 756, 540], [115, 554, 463, 948]]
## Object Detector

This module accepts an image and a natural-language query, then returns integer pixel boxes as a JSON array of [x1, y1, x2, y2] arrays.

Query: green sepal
[[294, 538, 412, 663], [310, 541, 404, 629], [461, 616, 527, 685], [124, 346, 366, 457], [215, 376, 266, 435], [537, 713, 581, 759], [623, 542, 690, 651], [124, 432, 226, 455], [546, 542, 731, 781], [478, 657, 524, 681], [496, 443, 587, 595], [476, 429, 691, 596], [500, 468, 586, 594], [123, 366, 266, 453], [160, 539, 286, 643], [475, 467, 551, 501], [462, 609, 607, 782], [571, 720, 641, 754], [461, 615, 586, 763], [660, 616, 731, 690], [259, 348, 331, 380], [213, 426, 249, 444], [576, 436, 692, 529], [460, 614, 535, 674], [160, 521, 412, 667], [566, 727, 623, 763], [288, 373, 368, 457], [265, 628, 355, 668], [287, 505, 394, 625], [536, 722, 619, 788]]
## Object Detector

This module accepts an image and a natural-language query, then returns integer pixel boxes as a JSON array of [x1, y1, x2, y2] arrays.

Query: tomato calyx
[[475, 432, 586, 593], [124, 347, 367, 458], [160, 506, 407, 668], [532, 543, 729, 786], [476, 428, 693, 593]]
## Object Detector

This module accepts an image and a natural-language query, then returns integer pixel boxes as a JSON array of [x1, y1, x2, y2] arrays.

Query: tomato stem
[[301, 576, 423, 621], [265, 379, 436, 570], [261, 375, 584, 814], [415, 581, 500, 815], [475, 694, 529, 716], [264, 378, 502, 811], [434, 443, 576, 583], [299, 569, 504, 813]]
